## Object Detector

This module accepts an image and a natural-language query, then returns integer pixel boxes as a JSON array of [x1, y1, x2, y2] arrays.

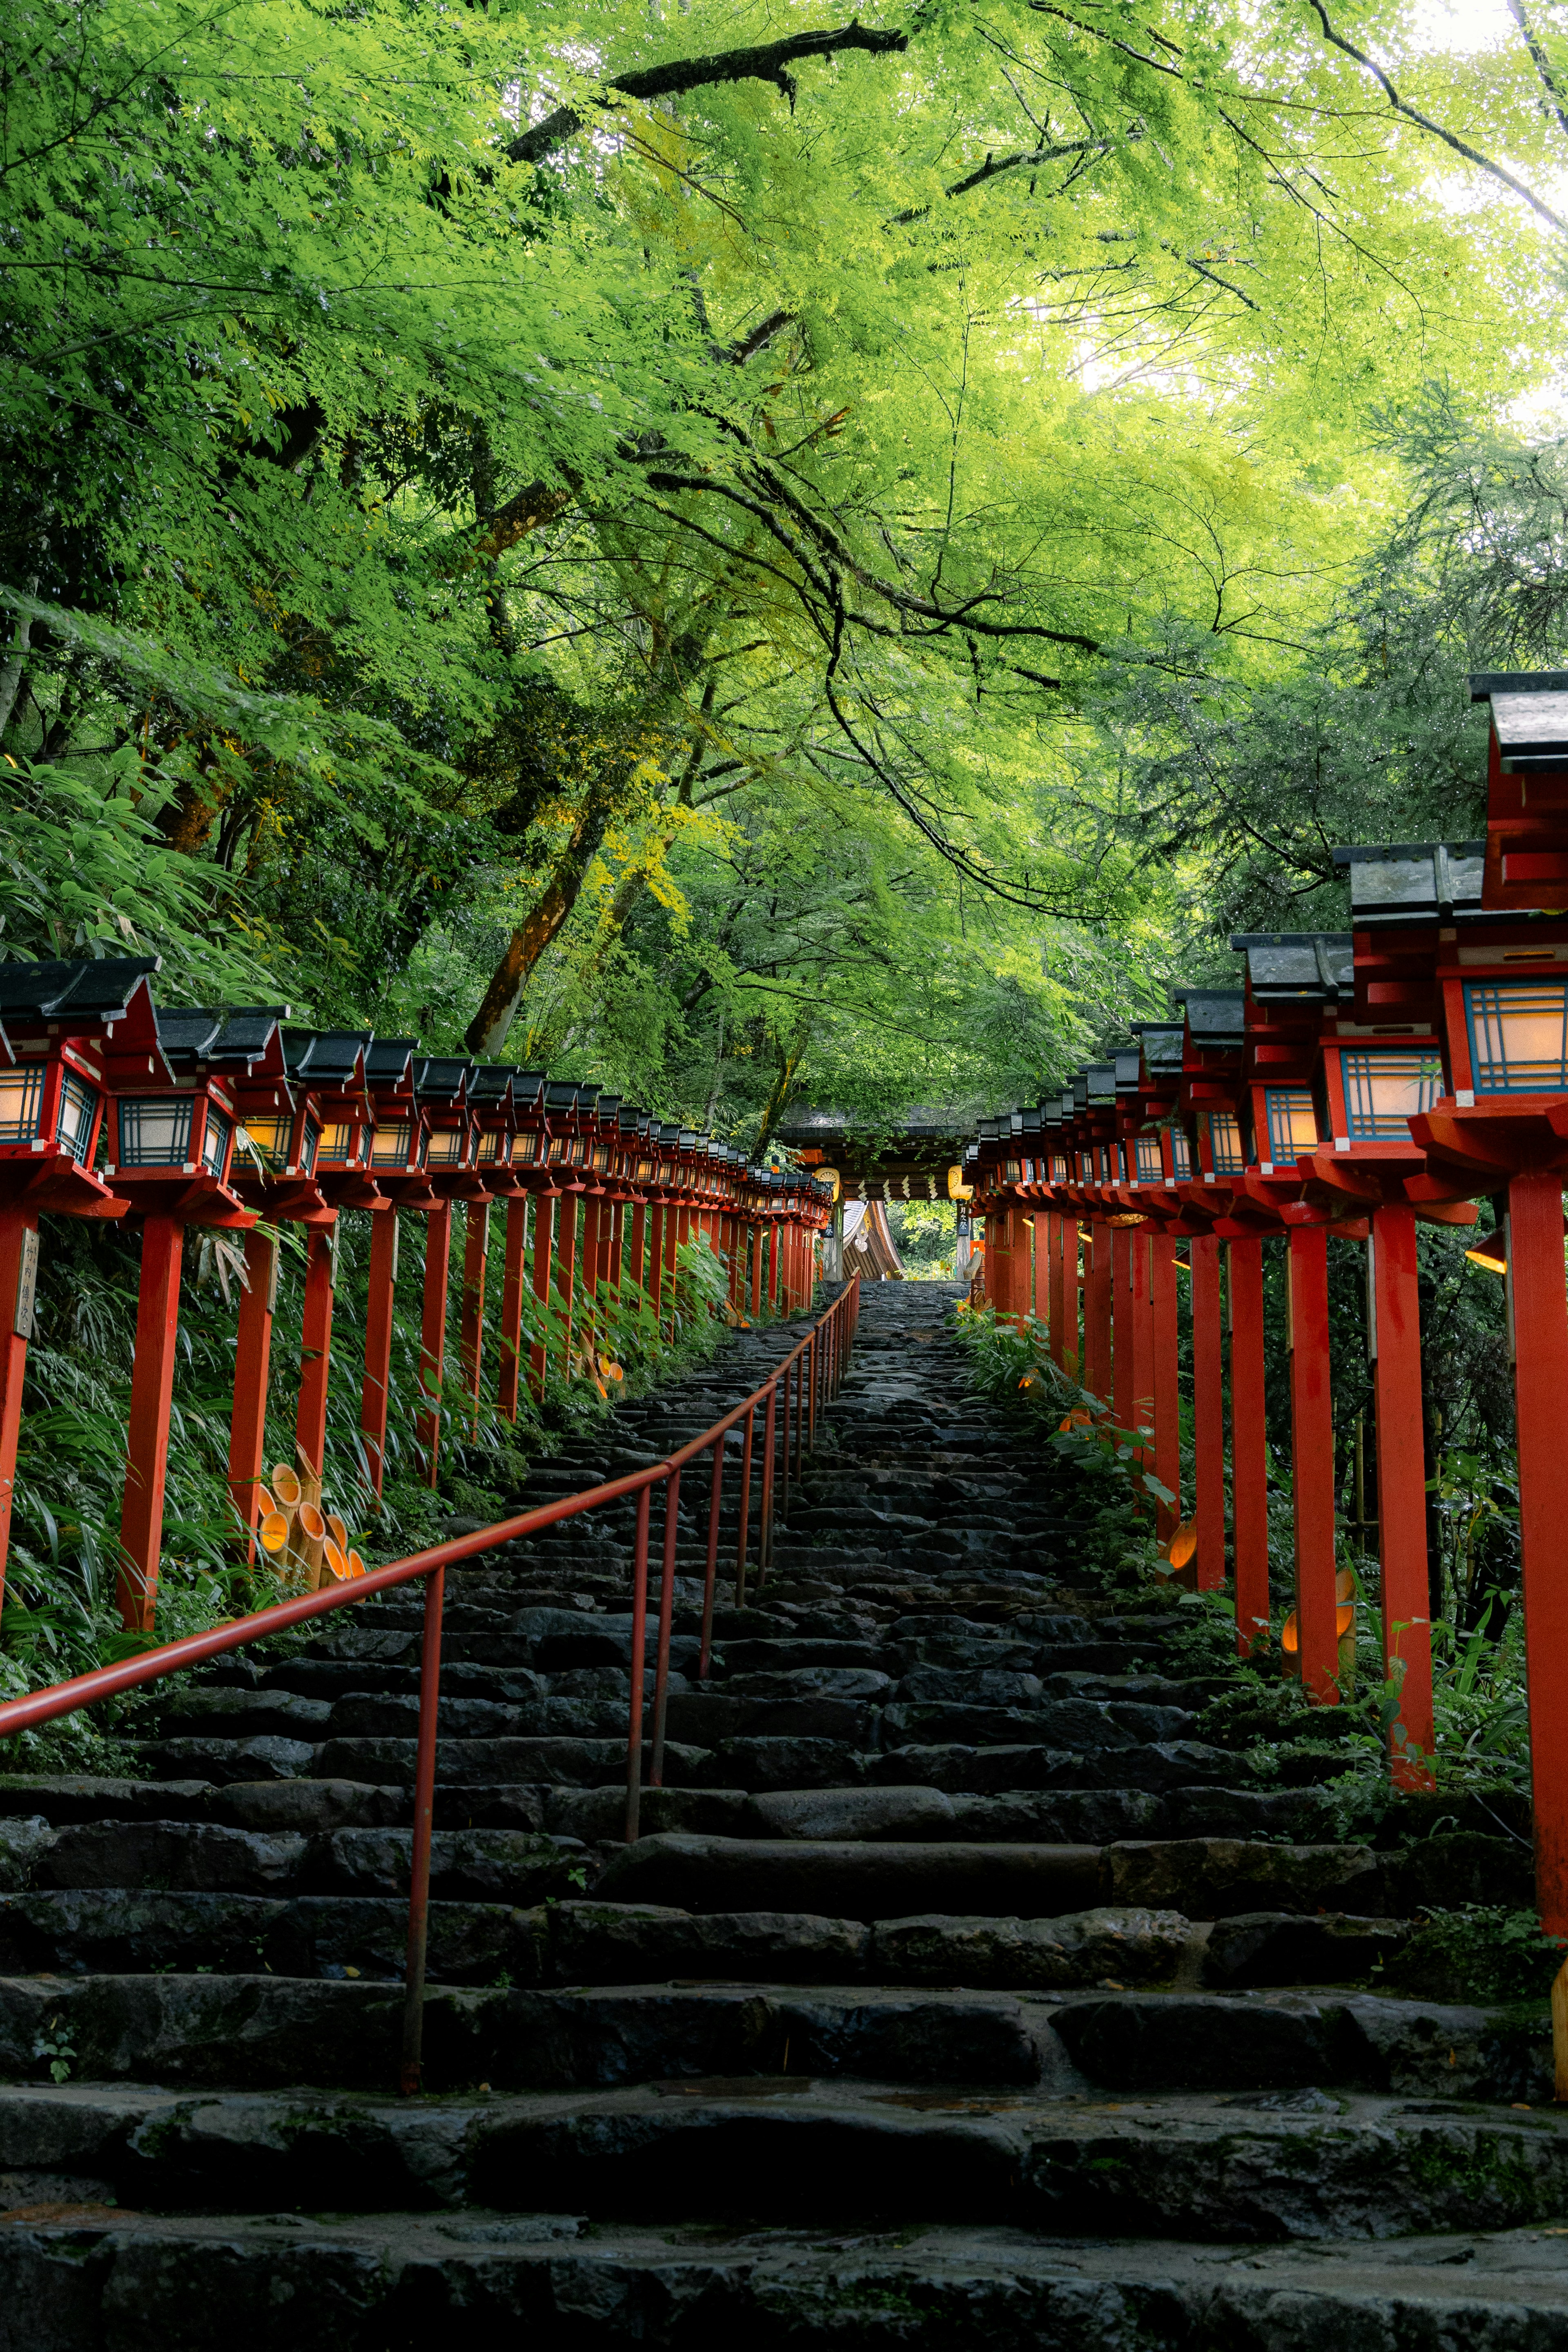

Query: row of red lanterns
[[0, 972, 831, 1636], [962, 668, 1568, 1936]]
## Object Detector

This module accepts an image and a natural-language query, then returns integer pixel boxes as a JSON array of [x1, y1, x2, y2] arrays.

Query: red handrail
[[0, 1274, 860, 2092]]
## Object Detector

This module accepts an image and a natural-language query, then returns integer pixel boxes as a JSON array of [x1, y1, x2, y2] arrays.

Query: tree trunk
[[754, 1020, 813, 1156], [0, 578, 40, 742], [464, 797, 612, 1056]]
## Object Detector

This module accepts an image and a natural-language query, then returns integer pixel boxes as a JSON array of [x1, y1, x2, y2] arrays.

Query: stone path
[[0, 1280, 1560, 2344]]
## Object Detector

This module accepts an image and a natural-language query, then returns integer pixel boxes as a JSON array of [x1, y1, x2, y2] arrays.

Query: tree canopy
[[6, 0, 1568, 1135]]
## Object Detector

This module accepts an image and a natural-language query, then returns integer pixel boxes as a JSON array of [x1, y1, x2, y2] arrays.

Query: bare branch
[[509, 22, 909, 165]]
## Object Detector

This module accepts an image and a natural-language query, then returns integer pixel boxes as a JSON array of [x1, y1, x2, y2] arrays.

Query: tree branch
[[1307, 0, 1568, 235], [1506, 0, 1568, 152], [509, 22, 909, 165]]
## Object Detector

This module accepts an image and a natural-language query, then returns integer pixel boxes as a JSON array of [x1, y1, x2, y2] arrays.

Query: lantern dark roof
[[283, 1029, 371, 1085], [1113, 1049, 1143, 1097], [1068, 1065, 1117, 1115], [1131, 1022, 1185, 1071], [466, 1066, 512, 1108], [1231, 933, 1354, 1004], [1471, 671, 1568, 767], [512, 1070, 546, 1108], [595, 1094, 622, 1119], [1174, 989, 1246, 1047], [1330, 842, 1488, 924], [679, 1129, 699, 1147], [414, 1057, 470, 1105], [366, 1039, 416, 1085], [157, 1006, 284, 1069], [1021, 1107, 1042, 1134], [545, 1081, 577, 1112], [0, 956, 160, 1020]]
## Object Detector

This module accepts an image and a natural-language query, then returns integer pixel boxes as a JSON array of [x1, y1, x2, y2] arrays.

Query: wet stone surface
[[0, 1281, 1552, 2343]]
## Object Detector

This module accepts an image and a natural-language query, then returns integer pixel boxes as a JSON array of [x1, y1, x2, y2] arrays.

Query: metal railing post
[[650, 1470, 680, 1786], [700, 1437, 724, 1678], [625, 1485, 652, 1842], [758, 1380, 778, 1584], [735, 1399, 755, 1606], [400, 1562, 445, 2095]]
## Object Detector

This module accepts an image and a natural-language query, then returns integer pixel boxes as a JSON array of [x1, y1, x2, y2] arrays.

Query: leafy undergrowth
[[4, 1220, 757, 1772], [950, 1298, 1535, 1839], [1380, 1907, 1564, 2007]]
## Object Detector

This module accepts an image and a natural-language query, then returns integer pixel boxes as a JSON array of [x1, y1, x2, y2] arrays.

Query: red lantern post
[[0, 959, 157, 1602], [105, 1005, 280, 1629], [228, 1026, 379, 1547], [357, 1040, 433, 1497], [1339, 804, 1568, 1881]]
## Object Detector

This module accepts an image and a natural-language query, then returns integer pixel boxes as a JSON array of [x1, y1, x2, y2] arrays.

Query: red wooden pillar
[[294, 1221, 336, 1486], [1151, 1232, 1181, 1542], [1072, 1221, 1087, 1373], [1131, 1230, 1154, 1451], [497, 1196, 527, 1423], [609, 1201, 625, 1297], [1229, 1236, 1270, 1657], [1507, 1169, 1568, 1934], [118, 1214, 183, 1632], [529, 1194, 554, 1399], [1288, 1223, 1338, 1704], [1084, 1221, 1112, 1401], [555, 1195, 577, 1374], [664, 1202, 679, 1332], [1047, 1212, 1066, 1368], [629, 1203, 647, 1299], [1111, 1223, 1134, 1435], [751, 1223, 764, 1316], [460, 1200, 489, 1433], [226, 1229, 276, 1563], [999, 1209, 1019, 1324], [1190, 1234, 1225, 1592], [1032, 1214, 1049, 1326], [416, 1203, 453, 1486], [0, 1208, 39, 1604], [361, 1207, 399, 1500], [1370, 1202, 1434, 1790], [647, 1205, 664, 1327], [579, 1196, 601, 1359]]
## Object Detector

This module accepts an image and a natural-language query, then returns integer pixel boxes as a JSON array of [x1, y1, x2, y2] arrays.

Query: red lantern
[[0, 958, 160, 1605]]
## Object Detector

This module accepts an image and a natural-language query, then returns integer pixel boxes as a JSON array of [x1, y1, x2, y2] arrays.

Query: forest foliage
[[9, 0, 1568, 1136], [5, 0, 1568, 1679]]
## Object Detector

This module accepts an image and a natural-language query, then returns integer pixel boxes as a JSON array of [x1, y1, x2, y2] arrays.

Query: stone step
[[16, 2213, 1559, 2347], [1, 2078, 1564, 2242], [0, 1819, 583, 1900], [0, 1976, 1047, 2090], [0, 1890, 540, 1982], [588, 1833, 1481, 1921]]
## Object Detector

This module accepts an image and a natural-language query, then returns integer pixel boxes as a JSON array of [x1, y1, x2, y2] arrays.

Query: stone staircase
[[0, 1282, 1561, 2345]]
